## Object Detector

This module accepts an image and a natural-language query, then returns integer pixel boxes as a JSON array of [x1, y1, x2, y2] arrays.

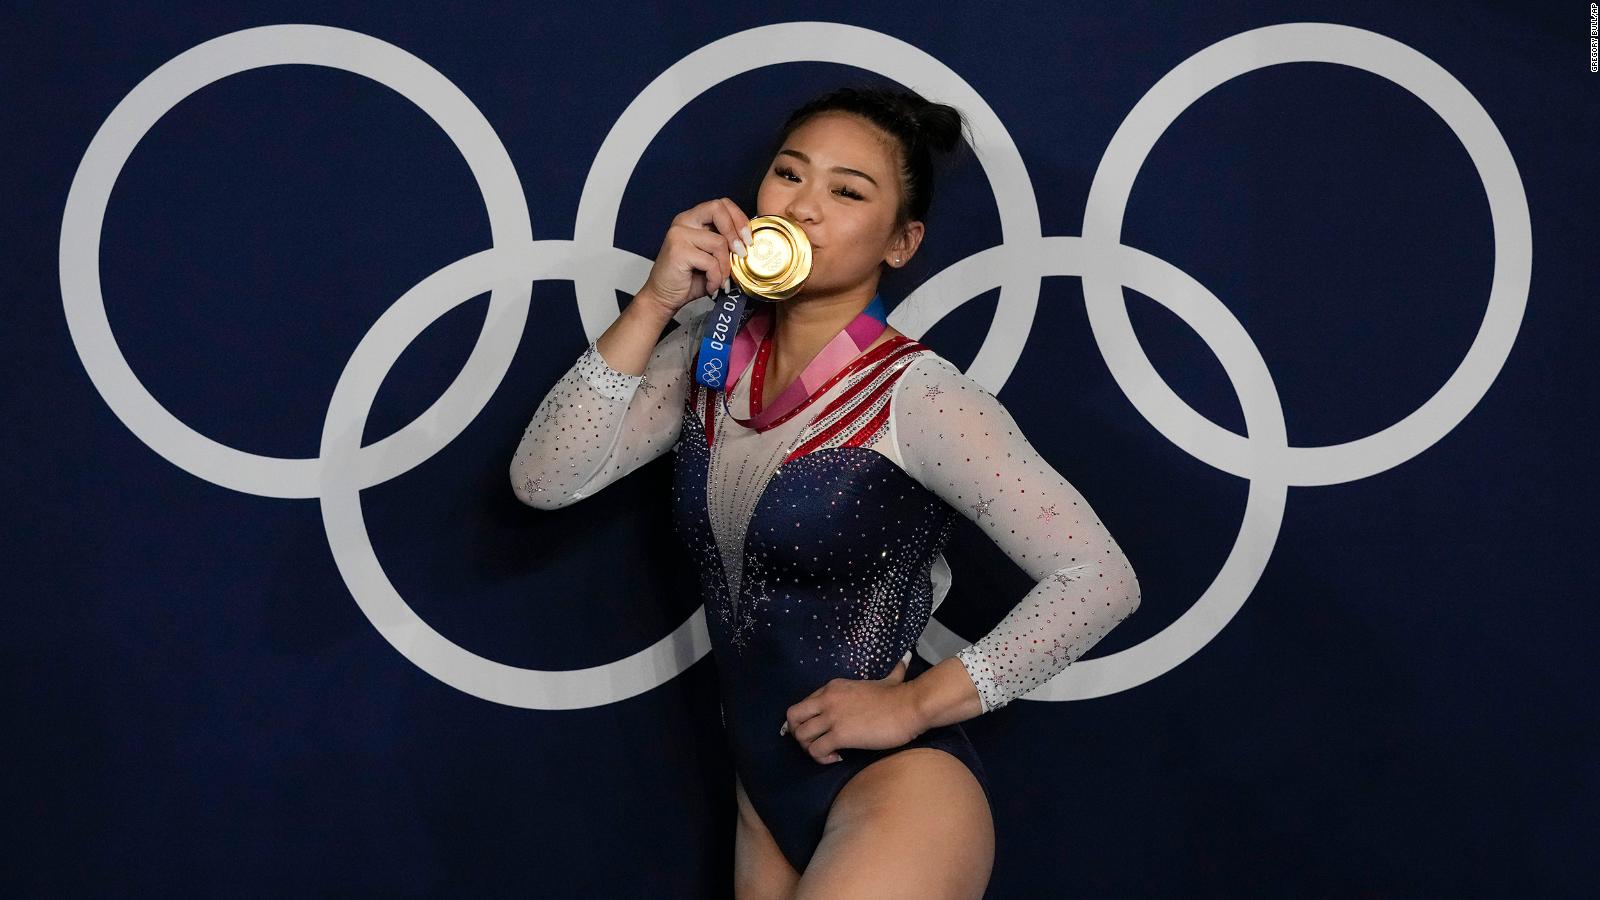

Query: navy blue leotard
[[511, 299, 1142, 872], [671, 335, 994, 870]]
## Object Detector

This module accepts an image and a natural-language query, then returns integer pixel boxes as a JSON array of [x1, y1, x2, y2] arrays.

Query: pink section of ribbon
[[723, 303, 887, 431]]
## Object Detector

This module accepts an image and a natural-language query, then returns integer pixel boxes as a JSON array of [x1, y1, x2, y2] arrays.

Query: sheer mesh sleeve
[[510, 304, 708, 510], [891, 354, 1142, 715]]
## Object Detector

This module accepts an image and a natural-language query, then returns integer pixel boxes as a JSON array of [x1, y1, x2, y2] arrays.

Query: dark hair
[[759, 83, 972, 236]]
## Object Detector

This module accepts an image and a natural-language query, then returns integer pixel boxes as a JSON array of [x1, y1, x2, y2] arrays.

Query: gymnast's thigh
[[793, 747, 995, 900], [734, 773, 800, 900]]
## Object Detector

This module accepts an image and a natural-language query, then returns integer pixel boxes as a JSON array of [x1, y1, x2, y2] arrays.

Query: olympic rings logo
[[59, 22, 1529, 709], [700, 355, 727, 388]]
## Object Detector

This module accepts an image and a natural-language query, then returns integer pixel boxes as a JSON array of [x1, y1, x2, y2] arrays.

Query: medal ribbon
[[693, 285, 754, 393], [717, 292, 888, 430]]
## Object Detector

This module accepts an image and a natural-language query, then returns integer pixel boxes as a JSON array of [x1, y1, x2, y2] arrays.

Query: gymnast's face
[[755, 111, 923, 299]]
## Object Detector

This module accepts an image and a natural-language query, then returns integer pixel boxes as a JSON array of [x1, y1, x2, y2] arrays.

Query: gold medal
[[730, 214, 812, 301]]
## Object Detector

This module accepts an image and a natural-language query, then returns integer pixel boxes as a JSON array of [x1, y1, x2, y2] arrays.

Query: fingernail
[[723, 277, 731, 294], [741, 225, 753, 245], [732, 239, 746, 257], [778, 721, 788, 736]]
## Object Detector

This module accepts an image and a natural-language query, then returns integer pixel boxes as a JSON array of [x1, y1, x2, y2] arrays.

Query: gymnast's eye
[[774, 165, 865, 201]]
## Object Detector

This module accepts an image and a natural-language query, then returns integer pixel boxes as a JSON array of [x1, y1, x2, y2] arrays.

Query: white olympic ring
[[59, 21, 1529, 709]]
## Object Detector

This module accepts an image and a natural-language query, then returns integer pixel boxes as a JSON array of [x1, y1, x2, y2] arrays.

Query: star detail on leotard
[[1051, 564, 1092, 587], [1038, 504, 1059, 523], [540, 400, 563, 425], [724, 554, 776, 655], [923, 383, 944, 402], [723, 605, 755, 651], [1042, 635, 1074, 666], [522, 475, 548, 496], [747, 571, 775, 617], [637, 375, 657, 398], [970, 494, 994, 522], [718, 580, 754, 652]]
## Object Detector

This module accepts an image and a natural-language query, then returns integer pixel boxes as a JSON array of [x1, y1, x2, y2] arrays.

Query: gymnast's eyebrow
[[777, 149, 879, 188]]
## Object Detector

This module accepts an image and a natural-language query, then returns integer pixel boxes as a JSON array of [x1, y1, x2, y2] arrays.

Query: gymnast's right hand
[[637, 197, 755, 314]]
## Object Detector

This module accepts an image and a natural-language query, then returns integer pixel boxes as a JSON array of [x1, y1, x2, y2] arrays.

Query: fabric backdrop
[[3, 1, 1592, 896]]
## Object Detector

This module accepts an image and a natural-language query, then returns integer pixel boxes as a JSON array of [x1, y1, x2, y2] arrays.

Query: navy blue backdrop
[[4, 1, 1594, 896]]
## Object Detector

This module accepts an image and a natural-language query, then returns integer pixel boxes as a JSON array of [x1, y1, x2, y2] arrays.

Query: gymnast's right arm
[[509, 294, 705, 509], [511, 196, 755, 509]]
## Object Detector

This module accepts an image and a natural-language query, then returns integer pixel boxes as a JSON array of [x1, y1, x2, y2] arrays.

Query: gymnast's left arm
[[889, 354, 1142, 726]]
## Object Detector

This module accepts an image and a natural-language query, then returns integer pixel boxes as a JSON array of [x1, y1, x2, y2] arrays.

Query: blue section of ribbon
[[861, 291, 887, 325], [694, 289, 887, 392], [694, 287, 751, 390]]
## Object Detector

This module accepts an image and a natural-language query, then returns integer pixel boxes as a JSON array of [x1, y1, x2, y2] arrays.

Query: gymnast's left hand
[[781, 659, 926, 764]]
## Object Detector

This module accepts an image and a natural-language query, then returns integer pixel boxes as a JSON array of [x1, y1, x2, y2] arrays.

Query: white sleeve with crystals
[[510, 305, 708, 509], [890, 354, 1142, 715]]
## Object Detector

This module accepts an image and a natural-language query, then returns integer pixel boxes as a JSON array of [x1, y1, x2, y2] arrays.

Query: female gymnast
[[512, 84, 1141, 899]]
